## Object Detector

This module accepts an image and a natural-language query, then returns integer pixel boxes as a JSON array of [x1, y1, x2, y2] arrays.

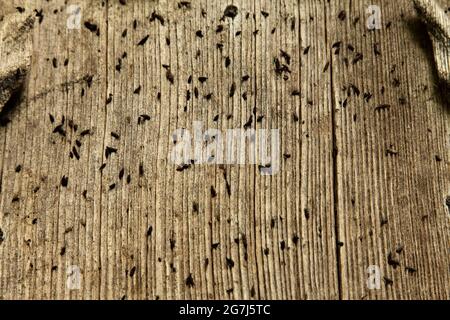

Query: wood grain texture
[[329, 0, 450, 299], [0, 0, 448, 300]]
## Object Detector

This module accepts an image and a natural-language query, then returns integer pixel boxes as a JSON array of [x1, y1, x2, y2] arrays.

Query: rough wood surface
[[0, 0, 448, 300]]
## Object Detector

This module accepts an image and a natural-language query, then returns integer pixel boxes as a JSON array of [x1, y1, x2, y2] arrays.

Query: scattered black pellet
[[405, 267, 417, 274], [111, 132, 120, 140], [84, 21, 98, 33], [166, 69, 174, 84], [119, 168, 125, 180], [375, 104, 390, 112], [137, 35, 149, 46], [53, 124, 66, 137], [303, 46, 311, 55], [198, 76, 208, 83], [15, 165, 22, 173], [82, 190, 87, 199], [52, 58, 57, 68], [60, 247, 66, 256], [126, 175, 131, 184], [34, 9, 44, 24], [363, 92, 373, 102], [280, 50, 291, 65], [210, 186, 217, 198], [270, 218, 276, 229], [387, 252, 400, 269], [99, 163, 106, 171], [216, 25, 224, 33], [195, 30, 204, 38], [72, 147, 80, 160], [225, 56, 231, 68], [80, 129, 91, 137], [176, 164, 191, 172], [383, 277, 393, 286], [261, 11, 269, 18], [109, 183, 116, 191], [224, 5, 238, 19], [229, 83, 236, 97], [16, 7, 25, 13], [134, 85, 141, 94], [84, 74, 93, 87], [138, 114, 151, 125], [149, 11, 165, 25], [292, 234, 299, 245], [338, 10, 346, 21], [105, 146, 118, 158], [226, 257, 235, 269], [61, 176, 68, 187], [178, 1, 191, 9], [116, 59, 122, 72], [243, 116, 253, 130], [212, 243, 220, 250], [129, 266, 136, 277], [274, 57, 291, 77], [304, 208, 310, 220], [353, 53, 363, 64], [106, 94, 113, 104], [139, 163, 144, 176], [185, 274, 195, 287]]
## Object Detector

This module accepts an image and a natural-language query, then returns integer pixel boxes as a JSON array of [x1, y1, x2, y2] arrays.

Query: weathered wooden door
[[0, 0, 448, 300]]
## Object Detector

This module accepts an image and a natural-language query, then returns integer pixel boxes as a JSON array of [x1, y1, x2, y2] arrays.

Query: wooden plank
[[0, 0, 338, 299], [101, 0, 337, 299], [0, 0, 108, 299], [328, 0, 450, 299]]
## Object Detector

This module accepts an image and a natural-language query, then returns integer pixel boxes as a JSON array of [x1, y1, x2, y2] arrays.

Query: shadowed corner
[[410, 0, 450, 106], [0, 82, 25, 127], [406, 16, 450, 108]]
